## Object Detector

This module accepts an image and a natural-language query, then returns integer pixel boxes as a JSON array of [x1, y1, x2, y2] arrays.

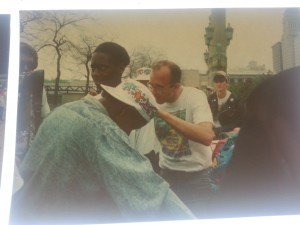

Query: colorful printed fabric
[[122, 81, 158, 119], [209, 133, 238, 190]]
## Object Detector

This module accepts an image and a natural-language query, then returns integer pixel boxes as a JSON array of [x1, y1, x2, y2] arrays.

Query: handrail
[[44, 85, 97, 94]]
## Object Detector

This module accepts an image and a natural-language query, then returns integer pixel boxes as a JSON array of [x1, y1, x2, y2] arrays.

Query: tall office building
[[272, 42, 283, 73], [272, 8, 300, 73]]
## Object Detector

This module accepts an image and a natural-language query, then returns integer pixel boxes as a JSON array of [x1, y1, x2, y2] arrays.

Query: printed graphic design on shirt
[[155, 109, 191, 159]]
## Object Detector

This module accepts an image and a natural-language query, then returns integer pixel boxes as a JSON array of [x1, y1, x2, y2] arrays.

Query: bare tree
[[20, 11, 43, 37], [126, 47, 165, 78], [69, 36, 102, 95], [20, 11, 88, 106]]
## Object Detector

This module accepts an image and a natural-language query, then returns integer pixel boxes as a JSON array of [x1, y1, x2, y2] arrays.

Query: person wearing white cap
[[208, 71, 244, 138], [10, 79, 195, 224], [146, 60, 215, 218]]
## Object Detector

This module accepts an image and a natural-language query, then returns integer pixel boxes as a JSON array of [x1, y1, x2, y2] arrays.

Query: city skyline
[[22, 8, 288, 80]]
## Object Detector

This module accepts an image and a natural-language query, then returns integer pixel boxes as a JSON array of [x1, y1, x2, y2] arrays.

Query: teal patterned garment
[[11, 96, 195, 224]]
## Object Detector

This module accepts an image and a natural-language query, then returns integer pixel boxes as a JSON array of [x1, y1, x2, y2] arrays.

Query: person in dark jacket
[[207, 71, 243, 138]]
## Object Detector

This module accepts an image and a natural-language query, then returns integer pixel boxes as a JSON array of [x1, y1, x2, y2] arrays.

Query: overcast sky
[[34, 8, 287, 80]]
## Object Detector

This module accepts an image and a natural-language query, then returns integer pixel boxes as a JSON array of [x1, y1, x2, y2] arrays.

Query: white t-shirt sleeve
[[190, 88, 213, 124]]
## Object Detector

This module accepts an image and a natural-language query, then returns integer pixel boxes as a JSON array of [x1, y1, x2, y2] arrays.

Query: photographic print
[[10, 7, 300, 224]]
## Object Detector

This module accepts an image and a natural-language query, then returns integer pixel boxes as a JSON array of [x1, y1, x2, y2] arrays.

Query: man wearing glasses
[[147, 60, 215, 218]]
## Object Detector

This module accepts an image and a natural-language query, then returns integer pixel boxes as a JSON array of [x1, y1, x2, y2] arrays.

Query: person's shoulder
[[208, 92, 217, 100], [50, 98, 91, 116], [181, 87, 209, 106], [183, 86, 206, 96]]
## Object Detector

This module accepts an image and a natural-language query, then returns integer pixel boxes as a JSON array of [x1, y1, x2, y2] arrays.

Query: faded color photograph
[[10, 8, 300, 224]]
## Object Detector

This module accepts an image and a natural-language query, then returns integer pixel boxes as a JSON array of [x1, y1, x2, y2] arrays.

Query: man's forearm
[[158, 110, 215, 146]]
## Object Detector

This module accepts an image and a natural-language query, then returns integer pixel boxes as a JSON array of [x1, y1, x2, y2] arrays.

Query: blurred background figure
[[213, 66, 300, 218], [208, 71, 243, 139], [16, 42, 50, 163]]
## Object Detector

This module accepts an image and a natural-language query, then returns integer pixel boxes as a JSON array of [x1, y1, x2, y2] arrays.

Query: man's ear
[[174, 83, 181, 89]]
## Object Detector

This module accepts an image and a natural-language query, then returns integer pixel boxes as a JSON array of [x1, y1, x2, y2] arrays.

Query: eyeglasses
[[147, 82, 174, 94]]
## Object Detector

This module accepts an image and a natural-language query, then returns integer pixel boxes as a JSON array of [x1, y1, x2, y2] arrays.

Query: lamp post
[[225, 23, 233, 45], [203, 9, 233, 84]]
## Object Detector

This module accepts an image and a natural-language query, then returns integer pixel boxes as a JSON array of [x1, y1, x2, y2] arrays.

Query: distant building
[[181, 69, 201, 88], [272, 42, 283, 73], [226, 72, 271, 84], [272, 8, 300, 73], [295, 32, 300, 66]]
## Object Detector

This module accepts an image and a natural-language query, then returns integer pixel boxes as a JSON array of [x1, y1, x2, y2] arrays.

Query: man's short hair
[[20, 42, 38, 70], [152, 60, 182, 84], [93, 42, 130, 67]]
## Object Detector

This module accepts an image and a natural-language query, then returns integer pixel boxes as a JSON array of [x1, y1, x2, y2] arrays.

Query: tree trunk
[[85, 62, 90, 95], [54, 50, 62, 107]]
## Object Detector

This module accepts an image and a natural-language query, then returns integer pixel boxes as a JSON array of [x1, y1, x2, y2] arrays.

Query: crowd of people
[[7, 41, 300, 223]]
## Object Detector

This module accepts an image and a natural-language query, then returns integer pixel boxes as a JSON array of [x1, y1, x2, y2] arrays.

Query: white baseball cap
[[101, 79, 159, 121]]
